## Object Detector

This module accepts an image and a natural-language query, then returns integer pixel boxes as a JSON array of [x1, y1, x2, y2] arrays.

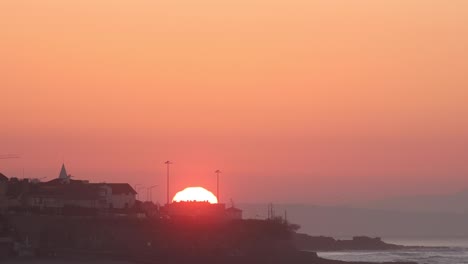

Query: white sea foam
[[318, 247, 468, 264]]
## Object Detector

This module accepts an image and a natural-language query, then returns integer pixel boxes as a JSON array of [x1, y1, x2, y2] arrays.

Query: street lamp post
[[215, 170, 221, 203], [164, 161, 173, 205]]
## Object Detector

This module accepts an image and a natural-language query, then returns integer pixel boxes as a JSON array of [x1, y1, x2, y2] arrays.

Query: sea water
[[318, 237, 468, 264]]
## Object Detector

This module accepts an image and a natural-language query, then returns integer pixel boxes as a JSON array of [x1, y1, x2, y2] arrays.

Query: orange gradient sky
[[1, 0, 468, 204]]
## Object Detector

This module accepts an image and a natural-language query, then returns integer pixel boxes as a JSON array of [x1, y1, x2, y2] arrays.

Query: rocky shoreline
[[293, 233, 405, 251]]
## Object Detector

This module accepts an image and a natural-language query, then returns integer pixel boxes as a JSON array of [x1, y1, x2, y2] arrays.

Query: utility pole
[[215, 170, 221, 203], [164, 161, 172, 205]]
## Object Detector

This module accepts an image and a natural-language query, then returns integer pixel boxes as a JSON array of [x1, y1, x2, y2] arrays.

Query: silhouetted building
[[0, 173, 8, 182], [162, 201, 243, 220], [164, 201, 226, 219], [27, 182, 108, 209], [226, 206, 242, 220], [102, 183, 137, 209], [24, 164, 137, 209], [28, 183, 136, 210], [4, 178, 30, 209], [0, 173, 8, 212], [0, 174, 7, 196]]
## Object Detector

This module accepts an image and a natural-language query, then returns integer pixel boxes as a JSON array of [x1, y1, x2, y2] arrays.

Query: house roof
[[226, 206, 242, 212], [0, 173, 8, 182], [104, 183, 137, 195], [45, 178, 85, 185]]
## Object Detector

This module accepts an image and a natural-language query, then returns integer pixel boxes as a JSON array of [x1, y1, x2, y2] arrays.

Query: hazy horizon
[[1, 162, 468, 207]]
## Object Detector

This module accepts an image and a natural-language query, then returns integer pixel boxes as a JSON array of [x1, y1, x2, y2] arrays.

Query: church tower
[[58, 163, 70, 182]]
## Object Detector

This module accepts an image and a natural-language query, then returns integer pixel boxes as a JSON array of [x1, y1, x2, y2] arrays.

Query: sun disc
[[172, 187, 218, 204]]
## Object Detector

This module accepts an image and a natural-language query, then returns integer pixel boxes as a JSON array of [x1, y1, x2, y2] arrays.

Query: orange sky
[[1, 0, 468, 204]]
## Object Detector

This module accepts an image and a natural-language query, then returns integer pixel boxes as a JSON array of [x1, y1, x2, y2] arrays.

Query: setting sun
[[172, 187, 218, 204]]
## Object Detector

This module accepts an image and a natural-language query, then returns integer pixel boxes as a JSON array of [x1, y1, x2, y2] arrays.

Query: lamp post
[[215, 170, 221, 203], [164, 161, 173, 205]]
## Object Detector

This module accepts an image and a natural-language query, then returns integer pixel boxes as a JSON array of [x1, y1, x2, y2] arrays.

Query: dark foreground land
[[1, 214, 417, 264], [3, 251, 417, 264]]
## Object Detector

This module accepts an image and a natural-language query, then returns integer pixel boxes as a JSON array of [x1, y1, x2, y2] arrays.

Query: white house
[[104, 183, 137, 209]]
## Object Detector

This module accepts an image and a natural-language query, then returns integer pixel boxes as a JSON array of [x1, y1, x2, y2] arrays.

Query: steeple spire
[[59, 163, 68, 179]]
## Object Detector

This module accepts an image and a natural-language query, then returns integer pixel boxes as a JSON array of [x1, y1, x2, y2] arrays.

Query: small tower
[[58, 163, 70, 183]]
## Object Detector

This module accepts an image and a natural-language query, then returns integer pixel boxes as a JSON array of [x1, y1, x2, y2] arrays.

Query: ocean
[[318, 237, 468, 264]]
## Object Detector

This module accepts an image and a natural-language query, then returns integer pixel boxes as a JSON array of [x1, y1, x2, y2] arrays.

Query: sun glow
[[172, 187, 218, 204]]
